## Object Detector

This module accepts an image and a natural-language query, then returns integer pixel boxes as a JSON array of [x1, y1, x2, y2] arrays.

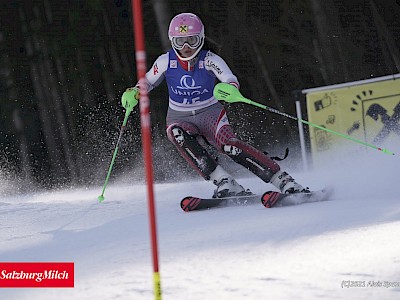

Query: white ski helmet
[[168, 13, 205, 61]]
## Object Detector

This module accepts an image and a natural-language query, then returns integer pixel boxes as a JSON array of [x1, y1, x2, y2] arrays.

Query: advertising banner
[[305, 75, 400, 165]]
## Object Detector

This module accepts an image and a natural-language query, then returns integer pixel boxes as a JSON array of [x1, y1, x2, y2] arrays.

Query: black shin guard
[[167, 125, 217, 180], [222, 138, 280, 182]]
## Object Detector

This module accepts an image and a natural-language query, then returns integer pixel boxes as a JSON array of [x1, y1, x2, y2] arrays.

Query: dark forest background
[[1, 0, 399, 191]]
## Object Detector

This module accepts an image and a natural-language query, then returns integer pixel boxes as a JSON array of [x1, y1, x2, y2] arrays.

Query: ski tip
[[180, 197, 201, 212], [261, 191, 281, 208]]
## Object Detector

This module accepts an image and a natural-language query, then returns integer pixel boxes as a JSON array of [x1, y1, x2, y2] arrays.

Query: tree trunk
[[30, 61, 65, 179], [152, 0, 171, 52], [41, 39, 78, 181], [97, 46, 116, 103], [228, 1, 295, 143], [2, 46, 33, 182], [75, 47, 96, 106], [12, 108, 32, 182], [370, 0, 400, 72], [310, 0, 338, 83], [20, 1, 68, 182]]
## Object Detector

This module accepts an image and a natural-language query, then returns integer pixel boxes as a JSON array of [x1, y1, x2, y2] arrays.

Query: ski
[[181, 187, 333, 212], [261, 187, 333, 208], [181, 194, 261, 212]]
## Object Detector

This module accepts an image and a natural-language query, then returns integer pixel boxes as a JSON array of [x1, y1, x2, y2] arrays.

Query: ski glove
[[121, 87, 139, 110]]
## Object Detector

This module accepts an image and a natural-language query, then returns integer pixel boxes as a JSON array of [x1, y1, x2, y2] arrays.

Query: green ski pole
[[98, 88, 139, 202], [213, 83, 395, 156]]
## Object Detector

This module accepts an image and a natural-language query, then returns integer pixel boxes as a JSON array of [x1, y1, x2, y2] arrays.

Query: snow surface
[[1, 149, 400, 300]]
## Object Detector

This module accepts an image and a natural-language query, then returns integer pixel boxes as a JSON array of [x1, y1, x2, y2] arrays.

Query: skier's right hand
[[121, 87, 139, 110]]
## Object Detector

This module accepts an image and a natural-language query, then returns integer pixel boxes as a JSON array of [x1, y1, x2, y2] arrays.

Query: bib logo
[[177, 75, 201, 90], [170, 75, 209, 104]]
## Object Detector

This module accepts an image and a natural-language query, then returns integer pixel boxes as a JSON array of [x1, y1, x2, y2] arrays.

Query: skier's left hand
[[121, 87, 139, 110]]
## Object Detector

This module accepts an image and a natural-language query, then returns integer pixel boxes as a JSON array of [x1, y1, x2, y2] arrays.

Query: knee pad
[[166, 124, 217, 179], [170, 126, 186, 146], [223, 144, 242, 156]]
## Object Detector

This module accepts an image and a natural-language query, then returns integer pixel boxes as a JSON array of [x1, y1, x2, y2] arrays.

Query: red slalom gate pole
[[131, 0, 162, 299]]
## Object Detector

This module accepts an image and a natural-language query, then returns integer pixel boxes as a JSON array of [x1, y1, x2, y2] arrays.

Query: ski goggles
[[171, 35, 202, 50]]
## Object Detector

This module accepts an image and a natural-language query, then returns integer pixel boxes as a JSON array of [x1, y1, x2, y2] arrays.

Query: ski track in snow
[[0, 151, 400, 300]]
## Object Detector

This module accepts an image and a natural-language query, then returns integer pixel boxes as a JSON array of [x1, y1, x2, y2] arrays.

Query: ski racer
[[122, 12, 309, 198]]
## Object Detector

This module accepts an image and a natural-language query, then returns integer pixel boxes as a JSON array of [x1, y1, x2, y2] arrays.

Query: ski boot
[[210, 166, 252, 198], [270, 170, 310, 194]]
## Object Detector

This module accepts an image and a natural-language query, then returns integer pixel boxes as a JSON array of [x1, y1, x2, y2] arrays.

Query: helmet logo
[[179, 25, 188, 33]]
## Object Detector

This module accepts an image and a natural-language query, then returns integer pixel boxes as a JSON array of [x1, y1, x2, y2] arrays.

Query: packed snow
[[0, 148, 399, 300]]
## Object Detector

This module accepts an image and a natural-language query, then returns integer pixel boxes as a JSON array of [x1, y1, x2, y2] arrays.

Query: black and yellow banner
[[305, 75, 400, 163]]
